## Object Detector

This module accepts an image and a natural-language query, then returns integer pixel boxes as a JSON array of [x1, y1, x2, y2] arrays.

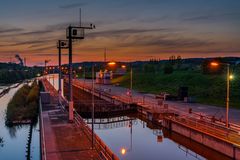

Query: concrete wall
[[163, 119, 240, 159]]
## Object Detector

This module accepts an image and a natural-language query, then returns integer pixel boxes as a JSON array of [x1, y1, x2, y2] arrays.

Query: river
[[0, 83, 40, 160]]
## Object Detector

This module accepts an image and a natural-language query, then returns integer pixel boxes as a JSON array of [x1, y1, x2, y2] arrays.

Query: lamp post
[[211, 62, 233, 127], [57, 40, 69, 105], [107, 62, 133, 102], [91, 64, 95, 149], [66, 24, 95, 122], [130, 64, 133, 102]]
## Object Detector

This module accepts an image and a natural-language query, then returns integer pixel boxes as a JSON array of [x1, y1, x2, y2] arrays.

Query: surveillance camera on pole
[[66, 23, 95, 122]]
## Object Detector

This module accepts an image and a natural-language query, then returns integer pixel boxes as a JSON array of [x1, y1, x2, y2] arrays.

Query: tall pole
[[58, 40, 62, 105], [104, 48, 106, 62], [68, 26, 74, 122], [91, 64, 95, 148], [130, 119, 132, 151], [130, 65, 133, 102], [226, 64, 230, 127]]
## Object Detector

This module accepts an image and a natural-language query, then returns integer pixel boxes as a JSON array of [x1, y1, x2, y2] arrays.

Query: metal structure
[[66, 24, 95, 122], [92, 64, 95, 148], [15, 54, 24, 66], [226, 63, 230, 128], [57, 40, 69, 105]]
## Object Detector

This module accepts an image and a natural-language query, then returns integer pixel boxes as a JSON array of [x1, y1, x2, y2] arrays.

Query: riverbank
[[6, 81, 39, 126], [0, 83, 21, 98], [112, 70, 240, 108]]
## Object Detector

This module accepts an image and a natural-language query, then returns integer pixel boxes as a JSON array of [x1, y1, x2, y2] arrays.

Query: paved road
[[74, 79, 240, 125]]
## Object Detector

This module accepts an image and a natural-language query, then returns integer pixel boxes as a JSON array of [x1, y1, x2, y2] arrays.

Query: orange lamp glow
[[108, 62, 116, 66], [210, 62, 219, 66], [121, 65, 126, 69]]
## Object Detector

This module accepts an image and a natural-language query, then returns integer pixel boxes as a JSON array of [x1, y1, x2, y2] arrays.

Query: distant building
[[96, 70, 112, 84]]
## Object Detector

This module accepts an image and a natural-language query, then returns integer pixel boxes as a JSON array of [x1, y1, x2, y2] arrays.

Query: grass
[[6, 81, 40, 125], [112, 70, 240, 108]]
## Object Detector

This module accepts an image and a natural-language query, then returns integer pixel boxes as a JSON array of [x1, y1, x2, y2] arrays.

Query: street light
[[211, 62, 233, 127], [107, 62, 133, 102], [107, 61, 116, 66]]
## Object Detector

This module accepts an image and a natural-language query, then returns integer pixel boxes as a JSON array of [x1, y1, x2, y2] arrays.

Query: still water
[[0, 84, 40, 160], [84, 116, 206, 160]]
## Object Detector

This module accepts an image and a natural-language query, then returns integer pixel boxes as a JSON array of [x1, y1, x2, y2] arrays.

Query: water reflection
[[0, 84, 40, 160], [84, 113, 231, 160], [0, 137, 4, 148]]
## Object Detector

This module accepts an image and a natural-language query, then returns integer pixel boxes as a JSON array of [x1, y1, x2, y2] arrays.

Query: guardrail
[[39, 97, 47, 160], [74, 111, 119, 160], [167, 114, 240, 147]]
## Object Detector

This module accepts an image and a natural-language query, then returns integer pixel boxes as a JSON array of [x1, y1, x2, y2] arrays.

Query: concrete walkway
[[40, 79, 115, 160], [41, 103, 101, 160]]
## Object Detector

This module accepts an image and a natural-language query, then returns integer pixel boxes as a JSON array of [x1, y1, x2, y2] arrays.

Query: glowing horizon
[[0, 0, 240, 66]]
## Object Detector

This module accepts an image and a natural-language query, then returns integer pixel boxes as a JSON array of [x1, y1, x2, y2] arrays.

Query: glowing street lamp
[[121, 65, 126, 69], [210, 62, 219, 67], [211, 61, 233, 127], [107, 61, 116, 66]]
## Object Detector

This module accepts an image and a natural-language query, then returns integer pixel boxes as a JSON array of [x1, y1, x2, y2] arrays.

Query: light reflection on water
[[83, 114, 232, 160], [0, 84, 40, 160], [84, 115, 205, 160]]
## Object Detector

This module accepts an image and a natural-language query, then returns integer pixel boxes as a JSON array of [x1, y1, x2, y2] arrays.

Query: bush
[[6, 81, 40, 124], [164, 64, 173, 74]]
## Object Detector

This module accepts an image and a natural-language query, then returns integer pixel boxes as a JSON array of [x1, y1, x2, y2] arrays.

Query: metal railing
[[167, 114, 240, 147], [74, 111, 119, 160], [39, 97, 47, 160]]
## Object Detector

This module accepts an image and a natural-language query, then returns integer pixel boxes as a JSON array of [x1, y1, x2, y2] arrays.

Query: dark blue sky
[[0, 0, 240, 65]]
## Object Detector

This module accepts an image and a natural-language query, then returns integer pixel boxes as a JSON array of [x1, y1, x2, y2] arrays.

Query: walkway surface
[[40, 79, 117, 160], [73, 79, 240, 125]]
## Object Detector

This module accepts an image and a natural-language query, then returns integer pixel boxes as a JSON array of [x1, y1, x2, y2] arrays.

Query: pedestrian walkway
[[40, 78, 118, 160]]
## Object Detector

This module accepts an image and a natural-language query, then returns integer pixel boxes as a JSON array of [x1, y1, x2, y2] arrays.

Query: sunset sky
[[0, 0, 240, 66]]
